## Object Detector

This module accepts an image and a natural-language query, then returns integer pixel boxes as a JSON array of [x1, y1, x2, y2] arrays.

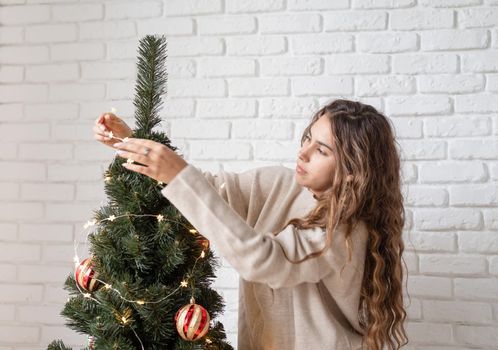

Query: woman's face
[[295, 114, 336, 198]]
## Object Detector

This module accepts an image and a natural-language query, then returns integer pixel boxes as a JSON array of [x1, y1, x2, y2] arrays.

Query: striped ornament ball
[[174, 301, 210, 341], [75, 258, 101, 292]]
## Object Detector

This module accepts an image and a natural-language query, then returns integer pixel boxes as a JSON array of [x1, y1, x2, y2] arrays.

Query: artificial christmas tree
[[48, 35, 233, 350]]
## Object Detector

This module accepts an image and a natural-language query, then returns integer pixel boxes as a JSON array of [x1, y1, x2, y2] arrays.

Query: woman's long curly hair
[[274, 99, 409, 350]]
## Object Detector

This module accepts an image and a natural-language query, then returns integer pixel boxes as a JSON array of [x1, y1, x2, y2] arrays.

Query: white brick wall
[[0, 0, 497, 349]]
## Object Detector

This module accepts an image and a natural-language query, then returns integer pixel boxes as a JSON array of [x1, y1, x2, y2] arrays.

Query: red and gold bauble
[[75, 258, 101, 292], [174, 298, 210, 341], [196, 235, 210, 250]]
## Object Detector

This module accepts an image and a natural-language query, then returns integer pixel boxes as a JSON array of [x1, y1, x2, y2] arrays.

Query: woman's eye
[[317, 148, 324, 154]]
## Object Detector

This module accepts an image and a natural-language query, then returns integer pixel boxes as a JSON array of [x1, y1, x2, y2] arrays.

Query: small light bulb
[[200, 251, 206, 258], [136, 300, 145, 305], [83, 293, 91, 298], [108, 215, 116, 222], [189, 229, 197, 234], [156, 214, 164, 222], [180, 280, 188, 288]]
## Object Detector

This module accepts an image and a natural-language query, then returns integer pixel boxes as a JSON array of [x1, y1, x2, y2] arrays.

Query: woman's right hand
[[93, 112, 133, 149]]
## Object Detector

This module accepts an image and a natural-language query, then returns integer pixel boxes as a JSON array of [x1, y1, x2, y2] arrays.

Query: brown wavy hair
[[274, 99, 409, 350]]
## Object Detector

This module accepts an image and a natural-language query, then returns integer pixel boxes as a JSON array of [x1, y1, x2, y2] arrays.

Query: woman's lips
[[296, 164, 307, 174]]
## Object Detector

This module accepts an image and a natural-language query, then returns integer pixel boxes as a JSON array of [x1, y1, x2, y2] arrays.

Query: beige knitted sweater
[[161, 164, 368, 350]]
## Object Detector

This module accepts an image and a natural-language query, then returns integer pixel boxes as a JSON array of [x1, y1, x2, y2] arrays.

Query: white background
[[0, 0, 497, 349]]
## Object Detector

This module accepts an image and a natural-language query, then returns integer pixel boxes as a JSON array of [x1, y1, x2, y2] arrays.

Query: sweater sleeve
[[161, 164, 366, 290]]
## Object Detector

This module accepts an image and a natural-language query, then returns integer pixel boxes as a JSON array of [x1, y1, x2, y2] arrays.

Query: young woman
[[93, 99, 408, 350]]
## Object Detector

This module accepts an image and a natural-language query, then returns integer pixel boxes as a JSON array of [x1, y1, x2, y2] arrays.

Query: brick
[[393, 54, 458, 74], [391, 9, 454, 30], [198, 16, 255, 35], [0, 243, 41, 262], [254, 141, 300, 161], [405, 322, 452, 344], [197, 99, 256, 118], [455, 278, 498, 300], [326, 54, 389, 74], [0, 326, 39, 343], [0, 45, 49, 64], [455, 325, 498, 347], [0, 162, 46, 181], [80, 21, 136, 40], [18, 264, 71, 283], [353, 0, 415, 8], [421, 29, 489, 51], [424, 300, 492, 323], [21, 183, 74, 201], [137, 18, 194, 36], [227, 36, 286, 56], [415, 208, 482, 230], [259, 97, 317, 118], [404, 185, 447, 206], [40, 325, 87, 344], [0, 5, 49, 25], [288, 0, 348, 10], [18, 305, 64, 324], [167, 37, 224, 56], [0, 65, 23, 83], [450, 184, 498, 206], [324, 11, 387, 31], [419, 74, 484, 93], [420, 254, 486, 275], [229, 77, 288, 97], [163, 59, 196, 78], [47, 164, 104, 181], [0, 305, 15, 321], [450, 139, 498, 159], [398, 140, 446, 160], [25, 103, 78, 121], [290, 33, 352, 55], [419, 0, 481, 5], [483, 209, 498, 229], [425, 116, 490, 137], [227, 0, 284, 13], [0, 182, 19, 200], [456, 94, 498, 113], [45, 202, 103, 222], [357, 32, 417, 53], [0, 264, 16, 282], [75, 182, 105, 201], [26, 63, 79, 82], [404, 231, 456, 252], [232, 120, 293, 140], [51, 42, 105, 61], [0, 202, 44, 221], [25, 24, 77, 43], [0, 143, 18, 160], [105, 1, 162, 19], [407, 275, 452, 297], [170, 120, 229, 139], [79, 100, 134, 121], [292, 76, 353, 96], [49, 83, 105, 102], [198, 58, 256, 77], [190, 141, 251, 160], [462, 51, 498, 73], [19, 223, 73, 242], [260, 57, 322, 76], [260, 14, 321, 34], [0, 84, 48, 103], [458, 232, 498, 253], [0, 223, 17, 241], [52, 124, 94, 141], [459, 7, 498, 28], [490, 256, 498, 275], [0, 284, 43, 302], [0, 103, 22, 121], [81, 61, 136, 80], [386, 95, 451, 116], [0, 26, 23, 44], [356, 75, 415, 96], [419, 161, 486, 183], [19, 144, 73, 161], [0, 123, 50, 141], [168, 78, 225, 98], [393, 117, 423, 139], [52, 4, 103, 22]]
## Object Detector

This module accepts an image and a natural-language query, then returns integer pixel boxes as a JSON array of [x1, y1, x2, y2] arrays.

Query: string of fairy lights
[[71, 108, 216, 347]]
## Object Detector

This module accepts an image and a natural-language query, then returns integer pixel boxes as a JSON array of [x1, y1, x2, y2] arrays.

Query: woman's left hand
[[113, 138, 188, 184]]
